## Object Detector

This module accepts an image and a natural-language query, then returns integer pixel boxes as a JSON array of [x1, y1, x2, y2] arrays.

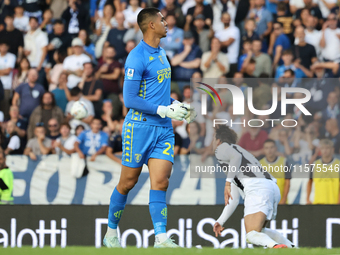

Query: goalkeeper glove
[[157, 104, 188, 121], [181, 103, 197, 124]]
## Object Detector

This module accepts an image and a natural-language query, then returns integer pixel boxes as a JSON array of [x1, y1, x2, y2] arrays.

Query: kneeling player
[[212, 125, 294, 248]]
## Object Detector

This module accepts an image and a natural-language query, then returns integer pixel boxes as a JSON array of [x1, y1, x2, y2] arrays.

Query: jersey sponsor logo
[[127, 68, 134, 79], [157, 67, 171, 83], [134, 153, 142, 163], [149, 56, 154, 61]]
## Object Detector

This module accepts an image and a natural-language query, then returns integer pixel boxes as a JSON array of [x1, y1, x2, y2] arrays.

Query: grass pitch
[[1, 247, 340, 255]]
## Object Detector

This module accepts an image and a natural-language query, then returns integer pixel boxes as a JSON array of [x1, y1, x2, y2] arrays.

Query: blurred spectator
[[63, 37, 91, 88], [304, 65, 336, 112], [79, 62, 103, 118], [275, 3, 293, 39], [12, 57, 30, 90], [27, 92, 64, 139], [295, 0, 322, 22], [324, 118, 340, 153], [74, 118, 109, 161], [95, 46, 121, 101], [75, 124, 85, 136], [260, 139, 291, 204], [13, 5, 29, 32], [192, 14, 213, 53], [185, 0, 213, 30], [238, 39, 252, 72], [0, 0, 16, 25], [78, 29, 95, 60], [0, 41, 16, 120], [275, 50, 295, 80], [171, 31, 202, 91], [183, 121, 205, 155], [1, 120, 22, 155], [242, 18, 259, 43], [242, 58, 256, 78], [40, 9, 54, 34], [95, 4, 115, 37], [61, 0, 90, 37], [320, 92, 340, 122], [276, 129, 294, 156], [47, 50, 68, 91], [6, 105, 27, 139], [215, 12, 240, 77], [24, 16, 48, 85], [320, 13, 340, 62], [253, 75, 272, 109], [54, 121, 77, 156], [47, 117, 61, 143], [24, 123, 52, 160], [105, 116, 124, 164], [12, 68, 45, 120], [51, 72, 70, 112], [159, 13, 184, 59], [307, 139, 340, 204], [201, 37, 229, 78], [160, 0, 185, 28], [247, 40, 270, 76], [105, 12, 127, 62], [0, 14, 24, 60], [21, 0, 43, 21], [292, 26, 316, 78], [49, 0, 68, 19], [269, 21, 291, 70], [304, 15, 322, 60], [47, 19, 72, 67], [0, 151, 14, 204], [65, 86, 95, 132], [100, 99, 116, 131], [122, 0, 142, 29], [249, 0, 273, 44], [121, 39, 136, 67], [238, 127, 268, 158], [318, 0, 337, 19]]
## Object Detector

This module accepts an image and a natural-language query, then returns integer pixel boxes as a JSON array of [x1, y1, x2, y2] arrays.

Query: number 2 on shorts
[[163, 142, 174, 157]]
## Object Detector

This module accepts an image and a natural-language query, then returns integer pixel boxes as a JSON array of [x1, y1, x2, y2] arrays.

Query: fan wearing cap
[[63, 37, 91, 89]]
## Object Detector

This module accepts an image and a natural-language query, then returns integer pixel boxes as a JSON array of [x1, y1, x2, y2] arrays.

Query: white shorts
[[243, 179, 281, 221]]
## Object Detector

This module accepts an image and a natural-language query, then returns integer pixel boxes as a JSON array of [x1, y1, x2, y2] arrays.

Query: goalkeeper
[[103, 8, 197, 248]]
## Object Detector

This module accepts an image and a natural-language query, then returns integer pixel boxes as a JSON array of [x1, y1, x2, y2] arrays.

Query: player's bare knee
[[155, 178, 169, 191], [117, 178, 138, 193]]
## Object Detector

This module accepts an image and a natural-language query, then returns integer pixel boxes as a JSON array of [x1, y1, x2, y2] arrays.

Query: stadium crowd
[[0, 0, 339, 204]]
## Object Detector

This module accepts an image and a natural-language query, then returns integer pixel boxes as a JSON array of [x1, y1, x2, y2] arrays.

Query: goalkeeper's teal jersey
[[124, 40, 172, 127]]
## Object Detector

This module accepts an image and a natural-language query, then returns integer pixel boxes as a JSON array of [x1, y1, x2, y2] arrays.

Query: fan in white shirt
[[55, 122, 77, 157], [320, 13, 340, 62], [122, 0, 142, 29], [63, 37, 91, 88]]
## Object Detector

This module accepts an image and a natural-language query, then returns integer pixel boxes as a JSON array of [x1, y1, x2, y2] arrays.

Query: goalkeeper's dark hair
[[137, 7, 160, 33], [214, 125, 238, 144]]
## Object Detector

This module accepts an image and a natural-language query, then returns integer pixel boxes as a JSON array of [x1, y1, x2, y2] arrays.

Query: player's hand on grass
[[213, 222, 225, 237], [157, 104, 188, 121], [224, 182, 233, 205]]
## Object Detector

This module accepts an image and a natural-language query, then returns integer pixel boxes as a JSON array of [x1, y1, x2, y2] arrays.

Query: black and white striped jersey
[[215, 142, 275, 191]]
